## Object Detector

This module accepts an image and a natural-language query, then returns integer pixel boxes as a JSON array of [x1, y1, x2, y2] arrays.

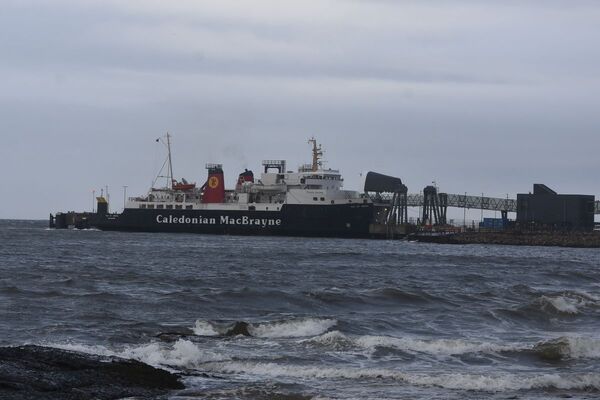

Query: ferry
[[87, 135, 375, 237]]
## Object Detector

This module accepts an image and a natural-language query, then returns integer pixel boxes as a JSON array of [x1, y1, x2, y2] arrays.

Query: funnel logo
[[208, 176, 219, 189]]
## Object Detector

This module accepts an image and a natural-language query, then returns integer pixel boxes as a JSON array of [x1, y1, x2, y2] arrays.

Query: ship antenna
[[308, 137, 323, 172]]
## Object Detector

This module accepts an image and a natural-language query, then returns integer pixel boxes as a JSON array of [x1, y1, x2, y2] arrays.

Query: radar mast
[[308, 137, 323, 172]]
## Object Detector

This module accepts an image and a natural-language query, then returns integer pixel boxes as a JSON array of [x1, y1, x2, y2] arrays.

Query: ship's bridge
[[253, 165, 366, 205], [295, 169, 343, 191], [258, 168, 343, 191]]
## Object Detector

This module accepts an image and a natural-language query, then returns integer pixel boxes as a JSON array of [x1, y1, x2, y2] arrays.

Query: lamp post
[[481, 192, 484, 223], [464, 192, 467, 230]]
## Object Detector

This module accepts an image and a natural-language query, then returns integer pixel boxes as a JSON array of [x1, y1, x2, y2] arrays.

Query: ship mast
[[151, 132, 176, 190], [166, 132, 174, 189], [308, 137, 323, 172]]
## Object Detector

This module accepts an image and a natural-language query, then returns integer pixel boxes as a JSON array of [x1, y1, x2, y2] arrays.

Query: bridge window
[[186, 205, 193, 210], [166, 205, 173, 209], [157, 204, 164, 209], [140, 204, 146, 209], [147, 204, 154, 209]]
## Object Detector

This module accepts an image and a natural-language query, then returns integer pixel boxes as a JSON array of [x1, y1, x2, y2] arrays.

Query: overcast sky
[[1, 0, 599, 219]]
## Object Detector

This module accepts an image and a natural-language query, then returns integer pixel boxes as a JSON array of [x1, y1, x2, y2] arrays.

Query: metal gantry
[[374, 193, 600, 214], [386, 189, 409, 226], [406, 193, 517, 212]]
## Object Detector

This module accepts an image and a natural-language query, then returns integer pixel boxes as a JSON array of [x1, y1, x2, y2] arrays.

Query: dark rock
[[156, 331, 190, 342], [225, 321, 252, 337], [0, 345, 184, 400]]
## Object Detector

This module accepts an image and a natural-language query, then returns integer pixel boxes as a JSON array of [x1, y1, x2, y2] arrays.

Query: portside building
[[516, 184, 595, 231]]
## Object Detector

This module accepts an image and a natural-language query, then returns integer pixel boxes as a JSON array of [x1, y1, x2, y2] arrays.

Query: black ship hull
[[93, 203, 375, 238]]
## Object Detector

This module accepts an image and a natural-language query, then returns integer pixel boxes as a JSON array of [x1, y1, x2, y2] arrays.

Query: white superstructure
[[126, 137, 370, 211]]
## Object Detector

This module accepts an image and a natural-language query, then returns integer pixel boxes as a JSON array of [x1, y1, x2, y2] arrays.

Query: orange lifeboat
[[172, 179, 196, 191]]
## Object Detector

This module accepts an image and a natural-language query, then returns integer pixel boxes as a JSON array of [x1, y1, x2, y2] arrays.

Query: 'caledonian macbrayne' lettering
[[156, 214, 282, 228]]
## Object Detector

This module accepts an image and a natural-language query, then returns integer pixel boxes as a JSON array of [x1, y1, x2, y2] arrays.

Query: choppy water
[[1, 219, 600, 399]]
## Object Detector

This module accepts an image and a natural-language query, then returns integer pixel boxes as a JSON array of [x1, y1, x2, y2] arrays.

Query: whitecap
[[193, 320, 221, 336], [301, 330, 355, 349], [541, 295, 582, 314], [566, 337, 600, 358], [202, 361, 600, 391], [192, 317, 336, 338], [354, 335, 514, 355], [50, 339, 224, 370], [249, 318, 337, 338], [306, 331, 600, 361], [303, 332, 515, 356]]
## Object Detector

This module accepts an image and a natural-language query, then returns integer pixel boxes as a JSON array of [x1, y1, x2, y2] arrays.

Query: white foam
[[249, 318, 337, 338], [541, 295, 582, 314], [571, 290, 600, 302], [305, 331, 514, 355], [52, 343, 116, 357], [408, 372, 600, 391], [192, 317, 337, 338], [563, 337, 600, 359], [306, 331, 600, 362], [203, 361, 600, 391], [120, 339, 216, 368], [51, 339, 224, 369], [302, 330, 355, 349], [355, 335, 513, 355], [193, 320, 220, 336]]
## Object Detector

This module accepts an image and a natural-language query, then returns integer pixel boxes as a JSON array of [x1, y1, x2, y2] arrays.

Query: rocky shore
[[414, 231, 600, 248], [0, 345, 184, 399]]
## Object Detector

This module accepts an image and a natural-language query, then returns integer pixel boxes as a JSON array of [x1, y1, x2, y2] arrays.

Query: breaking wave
[[48, 332, 600, 379], [538, 294, 590, 314], [249, 318, 337, 338], [51, 339, 225, 370], [565, 336, 600, 359], [496, 290, 600, 321], [202, 361, 600, 392], [531, 336, 600, 360], [303, 331, 513, 355], [193, 320, 221, 336], [193, 317, 337, 338], [534, 290, 598, 315], [303, 331, 600, 360], [541, 295, 581, 314]]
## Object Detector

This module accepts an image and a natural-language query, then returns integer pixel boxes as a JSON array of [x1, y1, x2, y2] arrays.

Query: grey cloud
[[1, 1, 599, 219]]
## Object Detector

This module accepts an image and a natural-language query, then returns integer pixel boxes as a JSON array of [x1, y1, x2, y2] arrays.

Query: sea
[[1, 219, 600, 399]]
